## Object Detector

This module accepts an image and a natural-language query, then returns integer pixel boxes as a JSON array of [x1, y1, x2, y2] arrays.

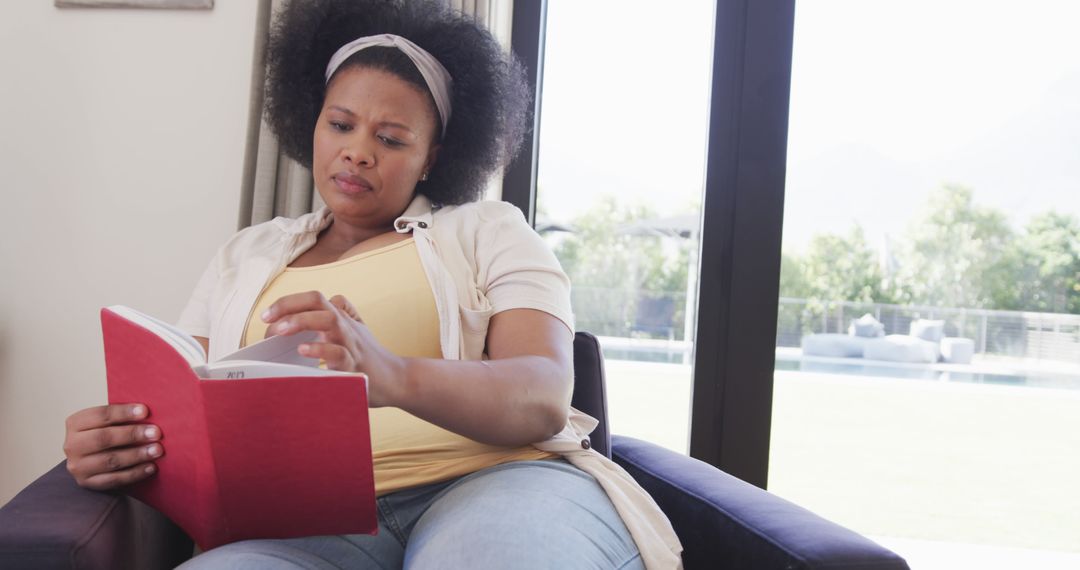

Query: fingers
[[299, 342, 355, 371], [63, 410, 163, 491], [65, 423, 161, 459], [328, 294, 364, 323], [262, 291, 376, 374], [81, 462, 158, 492], [261, 291, 332, 323], [66, 403, 147, 432], [267, 305, 367, 341], [74, 442, 163, 480], [263, 292, 365, 335], [266, 309, 341, 337]]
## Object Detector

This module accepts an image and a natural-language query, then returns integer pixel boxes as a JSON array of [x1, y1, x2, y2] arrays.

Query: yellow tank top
[[242, 238, 554, 495]]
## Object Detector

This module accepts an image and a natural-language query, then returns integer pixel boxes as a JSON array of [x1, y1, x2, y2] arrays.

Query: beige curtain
[[238, 0, 515, 229]]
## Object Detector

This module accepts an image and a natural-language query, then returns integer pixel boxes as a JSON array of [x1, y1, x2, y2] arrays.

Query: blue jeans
[[178, 459, 644, 569]]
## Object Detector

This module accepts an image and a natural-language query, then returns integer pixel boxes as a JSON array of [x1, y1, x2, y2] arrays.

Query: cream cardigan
[[176, 195, 683, 569]]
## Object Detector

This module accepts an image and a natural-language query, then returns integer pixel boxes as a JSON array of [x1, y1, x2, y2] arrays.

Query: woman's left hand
[[261, 291, 404, 407]]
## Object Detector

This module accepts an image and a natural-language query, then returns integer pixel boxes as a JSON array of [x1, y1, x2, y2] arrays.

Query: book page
[[218, 330, 322, 367], [196, 360, 363, 380], [106, 306, 327, 373], [106, 305, 206, 366]]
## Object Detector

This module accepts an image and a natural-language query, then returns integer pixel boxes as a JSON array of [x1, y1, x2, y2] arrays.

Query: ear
[[424, 144, 441, 175]]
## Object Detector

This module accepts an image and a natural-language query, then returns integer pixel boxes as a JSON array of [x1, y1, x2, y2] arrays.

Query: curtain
[[238, 0, 515, 229]]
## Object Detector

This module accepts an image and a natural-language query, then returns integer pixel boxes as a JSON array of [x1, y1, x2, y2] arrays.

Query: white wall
[[0, 1, 259, 504]]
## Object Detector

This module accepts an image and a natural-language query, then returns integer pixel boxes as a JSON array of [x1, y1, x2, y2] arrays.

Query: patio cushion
[[801, 334, 868, 358], [941, 337, 975, 364], [864, 335, 939, 363], [909, 319, 945, 343], [848, 313, 885, 338]]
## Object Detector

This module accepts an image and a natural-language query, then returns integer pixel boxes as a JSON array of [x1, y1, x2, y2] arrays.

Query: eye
[[329, 120, 352, 132], [378, 134, 406, 148]]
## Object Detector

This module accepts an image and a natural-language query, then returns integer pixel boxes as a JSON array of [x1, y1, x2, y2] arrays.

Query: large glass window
[[771, 1, 1080, 566], [535, 0, 716, 452]]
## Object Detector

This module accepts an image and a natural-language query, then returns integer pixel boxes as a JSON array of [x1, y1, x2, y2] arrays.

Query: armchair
[[0, 332, 909, 569]]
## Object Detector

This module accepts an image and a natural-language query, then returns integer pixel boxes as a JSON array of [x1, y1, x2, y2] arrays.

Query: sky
[[536, 0, 1080, 252], [536, 0, 714, 222]]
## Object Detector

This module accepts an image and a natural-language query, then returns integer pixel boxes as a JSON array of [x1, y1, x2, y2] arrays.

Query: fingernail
[[275, 321, 292, 334], [147, 444, 161, 457], [261, 309, 272, 322], [145, 464, 156, 474], [144, 426, 158, 439], [298, 344, 310, 355], [132, 405, 145, 417]]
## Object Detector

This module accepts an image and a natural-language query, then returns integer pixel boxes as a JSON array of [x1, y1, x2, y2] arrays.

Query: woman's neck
[[321, 218, 392, 251]]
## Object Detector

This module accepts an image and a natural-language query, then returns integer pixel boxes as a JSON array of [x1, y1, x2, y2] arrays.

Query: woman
[[62, 0, 681, 567]]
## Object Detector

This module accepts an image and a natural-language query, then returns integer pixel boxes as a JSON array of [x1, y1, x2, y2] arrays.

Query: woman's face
[[313, 66, 440, 230]]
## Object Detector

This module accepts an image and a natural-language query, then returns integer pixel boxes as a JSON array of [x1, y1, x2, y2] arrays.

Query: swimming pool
[[774, 358, 1080, 391]]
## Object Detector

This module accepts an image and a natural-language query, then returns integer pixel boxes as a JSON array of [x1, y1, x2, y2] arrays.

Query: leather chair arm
[[0, 461, 192, 570], [612, 435, 909, 570]]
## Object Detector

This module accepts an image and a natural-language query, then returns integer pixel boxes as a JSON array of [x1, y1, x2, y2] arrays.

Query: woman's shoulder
[[432, 199, 529, 230], [431, 200, 556, 268]]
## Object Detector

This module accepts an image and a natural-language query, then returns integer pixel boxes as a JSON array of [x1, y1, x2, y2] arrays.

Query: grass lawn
[[602, 359, 1080, 554]]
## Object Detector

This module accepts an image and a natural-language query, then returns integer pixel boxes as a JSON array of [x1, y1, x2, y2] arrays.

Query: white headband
[[325, 33, 453, 139]]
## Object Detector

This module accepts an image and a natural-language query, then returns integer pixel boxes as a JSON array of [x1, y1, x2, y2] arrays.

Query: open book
[[101, 306, 377, 550]]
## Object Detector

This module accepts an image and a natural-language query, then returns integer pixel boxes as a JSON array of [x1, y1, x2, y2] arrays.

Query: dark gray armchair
[[0, 332, 909, 569]]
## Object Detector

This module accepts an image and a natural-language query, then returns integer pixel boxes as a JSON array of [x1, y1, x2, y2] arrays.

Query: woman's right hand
[[63, 404, 163, 491]]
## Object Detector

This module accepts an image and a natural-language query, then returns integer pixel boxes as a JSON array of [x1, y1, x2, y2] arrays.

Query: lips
[[333, 173, 374, 195]]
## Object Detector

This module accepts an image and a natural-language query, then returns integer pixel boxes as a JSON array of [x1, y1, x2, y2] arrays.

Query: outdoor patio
[[602, 353, 1080, 567]]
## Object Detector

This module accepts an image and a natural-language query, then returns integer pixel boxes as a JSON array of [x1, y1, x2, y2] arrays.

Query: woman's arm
[[397, 308, 572, 446], [262, 292, 573, 447]]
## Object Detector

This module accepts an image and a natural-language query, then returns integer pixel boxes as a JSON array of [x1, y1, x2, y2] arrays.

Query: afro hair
[[264, 0, 531, 205]]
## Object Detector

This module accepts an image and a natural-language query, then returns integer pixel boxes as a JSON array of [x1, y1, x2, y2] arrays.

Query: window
[[533, 0, 717, 452], [771, 1, 1080, 566]]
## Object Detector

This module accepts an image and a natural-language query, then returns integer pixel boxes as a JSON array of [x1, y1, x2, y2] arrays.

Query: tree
[[778, 251, 811, 299], [801, 225, 887, 304], [891, 184, 1017, 309], [775, 185, 1079, 315], [549, 196, 692, 338], [1013, 211, 1080, 314]]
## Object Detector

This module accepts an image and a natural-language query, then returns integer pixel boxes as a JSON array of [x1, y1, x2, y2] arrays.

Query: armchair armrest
[[0, 461, 192, 570], [612, 436, 909, 570]]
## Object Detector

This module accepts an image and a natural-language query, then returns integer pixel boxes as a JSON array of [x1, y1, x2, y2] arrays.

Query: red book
[[100, 306, 377, 550]]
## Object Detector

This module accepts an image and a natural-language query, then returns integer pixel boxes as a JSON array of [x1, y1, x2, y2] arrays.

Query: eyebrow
[[327, 105, 416, 134]]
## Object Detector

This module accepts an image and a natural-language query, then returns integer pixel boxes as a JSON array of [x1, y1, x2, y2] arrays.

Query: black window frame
[[505, 0, 795, 489]]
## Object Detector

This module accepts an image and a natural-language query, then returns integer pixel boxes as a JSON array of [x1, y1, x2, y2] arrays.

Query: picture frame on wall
[[56, 0, 213, 8]]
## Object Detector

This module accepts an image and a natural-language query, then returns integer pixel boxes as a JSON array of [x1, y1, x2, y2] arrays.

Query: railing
[[776, 298, 1080, 364], [570, 286, 688, 341], [568, 287, 1080, 364]]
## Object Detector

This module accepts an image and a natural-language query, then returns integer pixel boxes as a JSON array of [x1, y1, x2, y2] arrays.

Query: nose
[[342, 136, 375, 167]]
